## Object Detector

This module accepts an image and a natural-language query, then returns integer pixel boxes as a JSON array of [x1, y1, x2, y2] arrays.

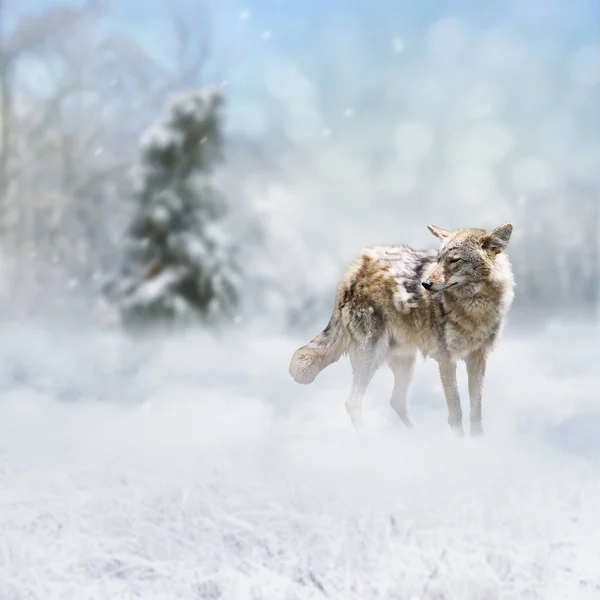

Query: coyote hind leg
[[345, 355, 376, 431], [345, 343, 385, 431], [388, 350, 417, 428], [343, 304, 386, 431]]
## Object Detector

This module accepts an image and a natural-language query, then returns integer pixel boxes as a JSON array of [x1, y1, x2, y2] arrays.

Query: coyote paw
[[450, 423, 465, 437], [391, 406, 413, 429], [346, 408, 365, 432], [351, 416, 366, 432], [470, 422, 484, 437]]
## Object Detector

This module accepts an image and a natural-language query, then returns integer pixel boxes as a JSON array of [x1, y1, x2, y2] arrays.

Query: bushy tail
[[289, 309, 347, 384]]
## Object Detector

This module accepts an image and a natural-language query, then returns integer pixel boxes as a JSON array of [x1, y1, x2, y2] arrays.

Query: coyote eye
[[448, 256, 462, 264]]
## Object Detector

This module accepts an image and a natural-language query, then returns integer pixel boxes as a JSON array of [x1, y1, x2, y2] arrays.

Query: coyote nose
[[422, 280, 433, 291]]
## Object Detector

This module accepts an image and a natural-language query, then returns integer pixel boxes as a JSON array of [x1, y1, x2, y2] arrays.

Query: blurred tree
[[0, 1, 152, 313], [0, 0, 13, 207], [511, 180, 599, 328], [0, 0, 218, 316], [109, 88, 241, 329]]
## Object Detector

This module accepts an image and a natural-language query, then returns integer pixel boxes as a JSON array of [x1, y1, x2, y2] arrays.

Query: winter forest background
[[1, 0, 598, 331], [1, 1, 600, 599]]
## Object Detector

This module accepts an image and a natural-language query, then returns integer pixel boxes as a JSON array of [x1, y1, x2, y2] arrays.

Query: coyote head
[[421, 223, 513, 294]]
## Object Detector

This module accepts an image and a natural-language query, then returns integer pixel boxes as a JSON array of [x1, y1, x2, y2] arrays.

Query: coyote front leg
[[466, 347, 487, 436], [437, 357, 464, 436]]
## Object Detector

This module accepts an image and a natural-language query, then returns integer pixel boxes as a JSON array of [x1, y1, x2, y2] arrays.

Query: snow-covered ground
[[0, 320, 599, 599]]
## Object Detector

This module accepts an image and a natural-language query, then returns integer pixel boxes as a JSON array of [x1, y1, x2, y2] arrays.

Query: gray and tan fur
[[289, 223, 515, 436]]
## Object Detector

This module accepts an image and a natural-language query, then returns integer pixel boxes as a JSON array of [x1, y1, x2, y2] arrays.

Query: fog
[[1, 0, 600, 598], [0, 320, 599, 599]]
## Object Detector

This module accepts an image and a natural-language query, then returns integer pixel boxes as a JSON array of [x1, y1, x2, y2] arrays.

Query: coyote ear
[[481, 223, 513, 254], [427, 224, 450, 240]]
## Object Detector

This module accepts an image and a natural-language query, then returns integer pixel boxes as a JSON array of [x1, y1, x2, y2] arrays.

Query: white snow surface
[[0, 320, 599, 599]]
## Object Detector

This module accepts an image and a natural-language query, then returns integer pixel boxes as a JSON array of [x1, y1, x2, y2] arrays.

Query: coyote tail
[[289, 309, 347, 384]]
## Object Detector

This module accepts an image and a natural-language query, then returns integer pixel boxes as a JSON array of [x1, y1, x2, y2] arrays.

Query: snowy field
[[0, 320, 599, 599]]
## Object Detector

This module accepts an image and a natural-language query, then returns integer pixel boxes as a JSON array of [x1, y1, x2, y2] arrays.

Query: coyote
[[289, 223, 515, 436]]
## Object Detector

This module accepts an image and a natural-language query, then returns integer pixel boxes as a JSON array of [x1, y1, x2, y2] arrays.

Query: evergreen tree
[[111, 88, 240, 329]]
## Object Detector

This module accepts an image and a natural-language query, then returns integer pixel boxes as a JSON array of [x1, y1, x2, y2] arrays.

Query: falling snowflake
[[392, 37, 405, 53], [239, 9, 250, 21], [261, 30, 272, 41], [321, 128, 332, 138], [343, 108, 354, 118]]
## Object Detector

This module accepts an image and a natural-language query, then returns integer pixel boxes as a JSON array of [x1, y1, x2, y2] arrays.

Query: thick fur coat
[[289, 223, 515, 436]]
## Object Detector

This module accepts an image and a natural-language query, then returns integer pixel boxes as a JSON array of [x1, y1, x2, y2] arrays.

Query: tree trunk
[[0, 0, 12, 208]]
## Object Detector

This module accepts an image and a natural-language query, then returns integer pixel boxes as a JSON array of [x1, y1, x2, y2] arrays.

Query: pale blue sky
[[8, 0, 599, 136], [6, 0, 600, 249], [14, 0, 599, 39]]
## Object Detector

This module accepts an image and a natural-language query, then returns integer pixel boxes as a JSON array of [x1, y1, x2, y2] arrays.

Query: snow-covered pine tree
[[112, 88, 241, 329]]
